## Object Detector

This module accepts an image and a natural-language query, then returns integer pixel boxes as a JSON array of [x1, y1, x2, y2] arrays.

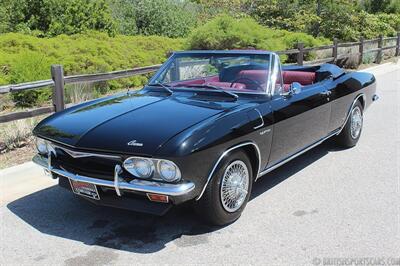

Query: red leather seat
[[238, 70, 268, 83], [237, 70, 268, 91], [206, 82, 247, 90], [282, 71, 315, 86], [236, 70, 315, 87], [171, 79, 204, 86]]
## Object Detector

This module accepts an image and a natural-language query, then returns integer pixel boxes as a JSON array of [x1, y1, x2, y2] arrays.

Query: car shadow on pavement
[[251, 139, 343, 200], [7, 139, 341, 254], [7, 187, 219, 253]]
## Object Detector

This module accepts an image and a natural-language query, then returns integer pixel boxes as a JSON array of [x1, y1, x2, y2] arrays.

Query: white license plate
[[69, 180, 100, 200]]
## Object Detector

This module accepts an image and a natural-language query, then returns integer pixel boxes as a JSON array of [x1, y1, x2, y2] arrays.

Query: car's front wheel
[[335, 100, 364, 148], [195, 150, 253, 226]]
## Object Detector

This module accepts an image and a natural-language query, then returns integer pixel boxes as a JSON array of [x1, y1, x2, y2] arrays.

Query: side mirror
[[282, 82, 302, 97], [290, 82, 302, 94]]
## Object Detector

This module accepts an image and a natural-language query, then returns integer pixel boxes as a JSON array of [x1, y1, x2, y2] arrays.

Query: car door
[[267, 80, 332, 166]]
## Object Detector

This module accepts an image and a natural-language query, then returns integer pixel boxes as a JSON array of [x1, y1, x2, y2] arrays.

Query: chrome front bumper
[[32, 154, 195, 197]]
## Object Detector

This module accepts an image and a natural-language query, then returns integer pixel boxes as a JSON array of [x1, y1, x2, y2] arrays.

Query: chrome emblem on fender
[[260, 129, 271, 135], [127, 140, 143, 147]]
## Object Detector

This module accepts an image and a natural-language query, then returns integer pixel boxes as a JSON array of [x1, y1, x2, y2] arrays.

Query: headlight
[[123, 157, 181, 182], [123, 157, 154, 178], [158, 160, 181, 182], [35, 138, 49, 155]]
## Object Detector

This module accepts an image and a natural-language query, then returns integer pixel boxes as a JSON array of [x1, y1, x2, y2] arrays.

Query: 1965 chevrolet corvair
[[33, 51, 377, 225]]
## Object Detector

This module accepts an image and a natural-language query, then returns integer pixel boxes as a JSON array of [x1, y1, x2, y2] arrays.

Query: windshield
[[150, 53, 272, 94]]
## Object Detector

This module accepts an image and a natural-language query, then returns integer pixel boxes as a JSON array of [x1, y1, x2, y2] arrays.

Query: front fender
[[155, 105, 264, 200]]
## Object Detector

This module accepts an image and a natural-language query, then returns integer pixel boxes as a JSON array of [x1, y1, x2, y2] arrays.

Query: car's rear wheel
[[334, 100, 363, 148], [195, 150, 253, 226]]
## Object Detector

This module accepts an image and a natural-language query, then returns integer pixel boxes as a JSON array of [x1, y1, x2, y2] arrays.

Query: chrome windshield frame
[[267, 53, 282, 96], [148, 51, 276, 96]]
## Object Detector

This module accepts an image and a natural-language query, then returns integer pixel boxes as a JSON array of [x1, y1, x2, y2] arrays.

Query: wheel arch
[[357, 94, 366, 109], [338, 93, 365, 134], [242, 144, 260, 181], [195, 141, 261, 201]]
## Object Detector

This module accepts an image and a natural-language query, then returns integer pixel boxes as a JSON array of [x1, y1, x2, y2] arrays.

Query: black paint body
[[33, 58, 376, 210]]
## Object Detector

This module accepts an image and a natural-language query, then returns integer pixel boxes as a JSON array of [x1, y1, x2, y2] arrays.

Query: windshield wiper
[[147, 82, 173, 95], [179, 84, 238, 101]]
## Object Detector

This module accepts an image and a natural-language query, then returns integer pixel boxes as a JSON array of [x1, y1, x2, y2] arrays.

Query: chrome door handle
[[320, 90, 332, 96]]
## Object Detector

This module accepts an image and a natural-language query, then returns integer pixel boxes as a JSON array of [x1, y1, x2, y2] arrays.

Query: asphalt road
[[1, 62, 399, 265]]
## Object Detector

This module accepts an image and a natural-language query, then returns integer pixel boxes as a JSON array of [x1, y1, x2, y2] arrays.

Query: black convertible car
[[33, 51, 378, 225]]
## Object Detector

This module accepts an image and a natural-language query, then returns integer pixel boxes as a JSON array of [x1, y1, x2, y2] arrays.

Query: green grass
[[0, 32, 185, 106]]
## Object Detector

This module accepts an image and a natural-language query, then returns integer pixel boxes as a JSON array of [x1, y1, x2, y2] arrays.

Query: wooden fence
[[1, 33, 399, 124]]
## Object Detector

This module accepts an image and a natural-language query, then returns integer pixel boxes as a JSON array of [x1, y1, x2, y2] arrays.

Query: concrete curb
[[0, 161, 36, 177], [361, 60, 400, 74], [362, 63, 392, 72]]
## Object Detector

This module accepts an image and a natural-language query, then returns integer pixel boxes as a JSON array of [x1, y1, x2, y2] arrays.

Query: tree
[[360, 0, 400, 13], [110, 0, 198, 37], [386, 0, 400, 13], [192, 0, 247, 20], [0, 0, 116, 36], [248, 0, 399, 41], [248, 0, 321, 35]]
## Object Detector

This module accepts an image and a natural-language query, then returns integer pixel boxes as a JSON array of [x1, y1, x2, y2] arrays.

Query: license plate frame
[[69, 179, 100, 200]]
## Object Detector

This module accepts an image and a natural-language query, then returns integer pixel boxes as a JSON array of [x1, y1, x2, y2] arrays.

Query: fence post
[[51, 65, 65, 112], [359, 37, 364, 66], [333, 38, 338, 63], [377, 35, 383, 64], [396, 32, 400, 57], [297, 43, 304, 66]]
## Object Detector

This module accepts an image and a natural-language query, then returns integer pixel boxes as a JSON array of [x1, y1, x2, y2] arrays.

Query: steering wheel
[[230, 77, 264, 91]]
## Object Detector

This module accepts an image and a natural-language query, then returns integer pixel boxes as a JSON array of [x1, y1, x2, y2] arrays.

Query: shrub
[[9, 52, 53, 107], [247, 0, 320, 34], [320, 10, 399, 41], [187, 15, 329, 52], [187, 15, 268, 50], [356, 12, 397, 39], [376, 13, 400, 33], [0, 32, 184, 107], [0, 118, 36, 151]]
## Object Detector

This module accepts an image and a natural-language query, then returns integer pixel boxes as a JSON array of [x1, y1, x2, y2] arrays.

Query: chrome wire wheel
[[220, 160, 250, 213], [350, 106, 363, 139]]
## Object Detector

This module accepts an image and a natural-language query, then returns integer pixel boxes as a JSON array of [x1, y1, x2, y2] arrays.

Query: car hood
[[34, 92, 239, 155]]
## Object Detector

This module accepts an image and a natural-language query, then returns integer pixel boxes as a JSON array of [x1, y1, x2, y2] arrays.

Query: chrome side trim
[[253, 109, 265, 130], [196, 141, 261, 201], [337, 93, 365, 134], [32, 154, 195, 197], [256, 129, 340, 179]]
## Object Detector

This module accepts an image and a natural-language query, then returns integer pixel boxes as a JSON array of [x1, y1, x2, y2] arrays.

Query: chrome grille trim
[[50, 144, 121, 160]]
